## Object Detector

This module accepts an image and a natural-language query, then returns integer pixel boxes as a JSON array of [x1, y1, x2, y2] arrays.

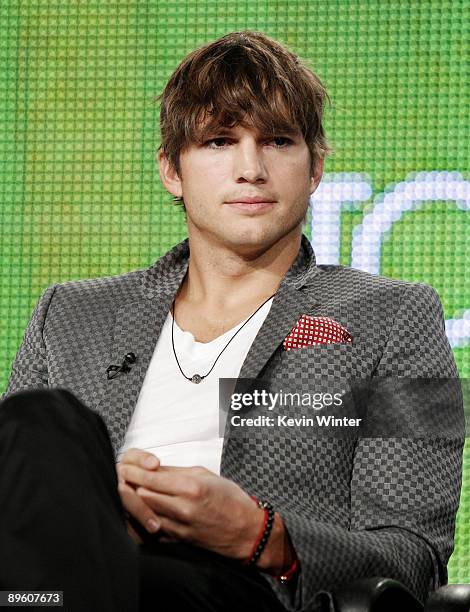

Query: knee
[[0, 387, 93, 426], [0, 388, 115, 469]]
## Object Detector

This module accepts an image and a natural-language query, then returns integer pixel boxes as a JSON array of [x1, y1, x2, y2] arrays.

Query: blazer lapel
[[95, 295, 172, 455], [238, 234, 321, 380], [95, 239, 190, 456], [237, 284, 318, 380]]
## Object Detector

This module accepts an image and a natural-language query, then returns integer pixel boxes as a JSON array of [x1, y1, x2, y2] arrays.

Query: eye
[[205, 137, 230, 149], [269, 136, 292, 148]]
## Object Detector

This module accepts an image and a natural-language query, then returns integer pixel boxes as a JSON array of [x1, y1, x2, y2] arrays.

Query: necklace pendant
[[191, 374, 203, 384]]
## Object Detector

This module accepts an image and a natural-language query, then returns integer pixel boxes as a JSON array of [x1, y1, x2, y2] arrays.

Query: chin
[[220, 226, 287, 251]]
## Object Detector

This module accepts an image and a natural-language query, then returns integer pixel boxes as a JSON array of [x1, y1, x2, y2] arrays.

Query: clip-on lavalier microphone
[[106, 352, 136, 380]]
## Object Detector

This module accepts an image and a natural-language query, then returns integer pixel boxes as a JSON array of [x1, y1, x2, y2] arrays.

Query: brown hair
[[154, 30, 333, 210]]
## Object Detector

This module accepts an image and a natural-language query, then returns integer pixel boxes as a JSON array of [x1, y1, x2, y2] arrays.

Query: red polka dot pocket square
[[283, 315, 353, 351]]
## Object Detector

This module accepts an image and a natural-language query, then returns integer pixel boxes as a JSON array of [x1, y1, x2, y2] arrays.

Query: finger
[[118, 481, 161, 534], [154, 513, 190, 540], [119, 448, 160, 470], [135, 486, 193, 524], [118, 464, 207, 497]]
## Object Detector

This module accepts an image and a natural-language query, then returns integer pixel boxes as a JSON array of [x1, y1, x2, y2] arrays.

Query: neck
[[178, 228, 302, 310]]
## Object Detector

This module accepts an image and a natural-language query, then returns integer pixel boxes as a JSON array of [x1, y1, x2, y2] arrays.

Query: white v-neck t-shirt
[[116, 297, 274, 475]]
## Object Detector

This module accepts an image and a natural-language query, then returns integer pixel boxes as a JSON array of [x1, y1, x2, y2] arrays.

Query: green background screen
[[1, 1, 468, 581]]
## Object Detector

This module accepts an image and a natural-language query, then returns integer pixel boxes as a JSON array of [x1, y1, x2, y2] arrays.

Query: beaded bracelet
[[244, 495, 300, 584], [243, 495, 275, 566]]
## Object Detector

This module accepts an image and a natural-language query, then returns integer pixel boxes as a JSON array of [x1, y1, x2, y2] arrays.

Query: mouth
[[224, 198, 276, 213]]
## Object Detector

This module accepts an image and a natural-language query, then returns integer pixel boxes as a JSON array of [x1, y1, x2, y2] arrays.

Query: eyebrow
[[201, 127, 301, 139]]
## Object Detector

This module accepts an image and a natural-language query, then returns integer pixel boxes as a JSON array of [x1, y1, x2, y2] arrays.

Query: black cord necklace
[[171, 293, 276, 383]]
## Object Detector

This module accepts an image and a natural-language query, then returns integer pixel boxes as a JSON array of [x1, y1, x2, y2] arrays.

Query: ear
[[309, 157, 324, 195], [158, 149, 183, 198]]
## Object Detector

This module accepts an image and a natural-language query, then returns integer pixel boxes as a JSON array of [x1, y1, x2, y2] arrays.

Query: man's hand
[[116, 448, 298, 574], [116, 449, 163, 542], [116, 449, 264, 561]]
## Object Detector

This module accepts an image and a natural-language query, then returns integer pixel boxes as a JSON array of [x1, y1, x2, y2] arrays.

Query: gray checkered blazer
[[2, 234, 465, 612]]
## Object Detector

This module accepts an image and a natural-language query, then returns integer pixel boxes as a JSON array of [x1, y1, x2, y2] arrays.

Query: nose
[[233, 139, 268, 183]]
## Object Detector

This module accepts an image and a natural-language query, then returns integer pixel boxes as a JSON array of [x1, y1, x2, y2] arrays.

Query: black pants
[[0, 389, 289, 612]]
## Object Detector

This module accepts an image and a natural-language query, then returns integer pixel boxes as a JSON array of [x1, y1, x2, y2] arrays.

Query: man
[[0, 31, 464, 612]]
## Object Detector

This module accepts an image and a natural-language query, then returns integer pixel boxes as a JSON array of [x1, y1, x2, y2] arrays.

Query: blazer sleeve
[[1, 284, 58, 402], [270, 282, 465, 612]]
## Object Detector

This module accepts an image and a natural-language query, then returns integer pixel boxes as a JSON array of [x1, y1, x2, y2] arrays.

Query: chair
[[332, 577, 470, 612]]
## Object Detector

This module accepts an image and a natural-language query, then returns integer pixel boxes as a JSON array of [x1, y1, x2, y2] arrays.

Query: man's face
[[159, 121, 323, 255]]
